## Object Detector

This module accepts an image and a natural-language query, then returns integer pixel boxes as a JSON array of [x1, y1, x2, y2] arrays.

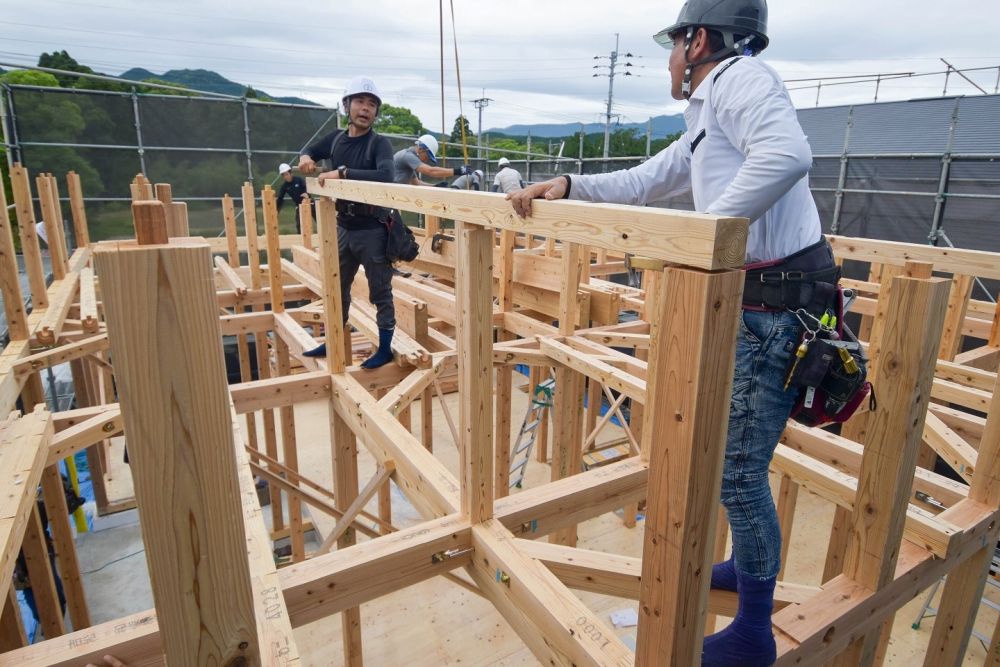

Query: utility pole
[[472, 93, 493, 159], [593, 33, 636, 160]]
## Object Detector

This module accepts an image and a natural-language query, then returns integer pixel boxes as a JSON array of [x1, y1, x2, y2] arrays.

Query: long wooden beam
[[307, 178, 748, 270]]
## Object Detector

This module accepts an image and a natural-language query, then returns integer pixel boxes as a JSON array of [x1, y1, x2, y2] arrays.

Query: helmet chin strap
[[681, 26, 758, 99]]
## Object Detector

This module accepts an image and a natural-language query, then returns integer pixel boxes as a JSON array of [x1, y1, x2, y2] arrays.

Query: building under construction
[[0, 75, 999, 665]]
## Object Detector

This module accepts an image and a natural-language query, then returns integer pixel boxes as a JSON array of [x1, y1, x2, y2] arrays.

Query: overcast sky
[[3, 0, 999, 132]]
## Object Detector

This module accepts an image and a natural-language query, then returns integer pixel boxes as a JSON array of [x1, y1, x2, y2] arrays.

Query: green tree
[[375, 104, 425, 136], [450, 115, 475, 144], [0, 70, 60, 88]]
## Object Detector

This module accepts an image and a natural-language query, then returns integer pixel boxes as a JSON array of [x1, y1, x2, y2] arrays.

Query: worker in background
[[507, 2, 838, 665], [450, 168, 485, 190], [491, 157, 525, 193], [394, 134, 471, 185], [297, 75, 398, 369], [275, 162, 310, 232]]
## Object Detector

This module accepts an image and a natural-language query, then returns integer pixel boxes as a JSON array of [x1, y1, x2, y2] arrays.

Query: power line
[[592, 33, 639, 159]]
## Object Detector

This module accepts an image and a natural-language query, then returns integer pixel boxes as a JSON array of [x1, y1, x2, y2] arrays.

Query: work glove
[[454, 164, 471, 176]]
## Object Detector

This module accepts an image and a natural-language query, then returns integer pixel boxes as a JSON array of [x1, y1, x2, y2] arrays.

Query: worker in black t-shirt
[[275, 163, 311, 232], [297, 75, 397, 369]]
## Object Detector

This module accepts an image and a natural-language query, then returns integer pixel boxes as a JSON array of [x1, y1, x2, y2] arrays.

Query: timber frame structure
[[0, 163, 998, 665]]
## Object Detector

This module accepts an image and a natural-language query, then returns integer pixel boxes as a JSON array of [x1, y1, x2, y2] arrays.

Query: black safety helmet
[[653, 0, 768, 98], [654, 0, 768, 52]]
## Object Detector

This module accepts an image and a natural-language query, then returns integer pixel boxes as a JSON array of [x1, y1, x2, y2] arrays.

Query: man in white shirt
[[492, 157, 525, 194], [509, 2, 839, 665]]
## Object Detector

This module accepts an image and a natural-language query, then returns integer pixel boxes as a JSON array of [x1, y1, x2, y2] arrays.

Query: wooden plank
[[539, 337, 646, 404], [317, 462, 395, 554], [40, 464, 90, 630], [468, 519, 633, 667], [828, 233, 1000, 280], [214, 256, 248, 297], [0, 587, 26, 651], [93, 238, 263, 663], [32, 270, 79, 347], [923, 412, 976, 482], [65, 171, 90, 248], [130, 201, 168, 246], [299, 197, 314, 249], [308, 178, 749, 270], [0, 408, 51, 605], [10, 164, 49, 309], [832, 275, 950, 667], [635, 266, 743, 667], [495, 228, 516, 498], [456, 222, 494, 523], [22, 504, 65, 638], [242, 182, 263, 290], [222, 194, 240, 265], [274, 338, 305, 562], [262, 185, 285, 312]]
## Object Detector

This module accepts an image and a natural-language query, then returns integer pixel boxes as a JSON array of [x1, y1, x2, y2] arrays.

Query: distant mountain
[[487, 114, 686, 139], [119, 67, 317, 106]]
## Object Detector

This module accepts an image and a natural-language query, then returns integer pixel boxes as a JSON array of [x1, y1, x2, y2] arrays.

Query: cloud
[[3, 0, 998, 131]]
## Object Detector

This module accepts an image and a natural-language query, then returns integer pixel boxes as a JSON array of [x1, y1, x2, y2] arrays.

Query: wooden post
[[130, 201, 168, 245], [776, 475, 799, 580], [704, 507, 730, 634], [243, 183, 282, 528], [299, 197, 313, 249], [10, 164, 49, 309], [831, 275, 950, 667], [551, 243, 584, 546], [937, 273, 974, 361], [923, 352, 1000, 665], [34, 175, 67, 279], [0, 183, 29, 341], [635, 266, 743, 667], [65, 171, 90, 248], [456, 221, 494, 522], [424, 214, 441, 239], [21, 505, 65, 639], [93, 233, 263, 663], [319, 197, 363, 666], [421, 386, 434, 452], [495, 229, 515, 498]]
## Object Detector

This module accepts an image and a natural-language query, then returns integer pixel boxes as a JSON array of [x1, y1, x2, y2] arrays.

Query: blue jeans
[[723, 309, 802, 580]]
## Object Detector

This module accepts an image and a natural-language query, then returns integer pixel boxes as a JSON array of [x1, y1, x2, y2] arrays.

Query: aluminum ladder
[[508, 377, 555, 489]]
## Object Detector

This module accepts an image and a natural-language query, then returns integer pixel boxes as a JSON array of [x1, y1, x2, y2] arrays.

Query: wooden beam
[[456, 222, 494, 522], [635, 266, 743, 667], [832, 275, 950, 666], [35, 174, 67, 279], [468, 519, 633, 666], [317, 461, 395, 554], [93, 238, 264, 663], [828, 234, 1000, 280], [9, 164, 48, 309], [318, 198, 348, 373], [0, 407, 52, 605], [307, 178, 749, 270], [65, 171, 90, 248]]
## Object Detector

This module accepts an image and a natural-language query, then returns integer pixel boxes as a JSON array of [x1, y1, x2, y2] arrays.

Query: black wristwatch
[[338, 165, 348, 180]]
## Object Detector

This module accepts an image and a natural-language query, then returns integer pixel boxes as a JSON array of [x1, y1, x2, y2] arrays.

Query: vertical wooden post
[[65, 171, 90, 248], [776, 474, 799, 579], [94, 234, 263, 664], [0, 183, 29, 341], [318, 196, 363, 666], [923, 356, 1000, 665], [456, 221, 494, 522], [635, 267, 744, 667], [263, 186, 304, 561], [421, 386, 434, 451], [551, 243, 584, 546], [154, 183, 182, 238], [34, 175, 67, 279], [704, 507, 730, 634], [937, 274, 974, 361], [299, 197, 314, 249], [10, 164, 49, 309], [40, 465, 90, 630], [495, 229, 515, 498], [243, 183, 283, 529], [21, 505, 65, 639], [830, 275, 950, 667], [424, 214, 441, 239]]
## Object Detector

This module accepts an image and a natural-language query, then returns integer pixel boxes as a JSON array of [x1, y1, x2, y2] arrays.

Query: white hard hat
[[416, 134, 439, 164], [498, 157, 510, 167], [474, 169, 484, 180], [278, 163, 291, 175], [342, 75, 382, 111]]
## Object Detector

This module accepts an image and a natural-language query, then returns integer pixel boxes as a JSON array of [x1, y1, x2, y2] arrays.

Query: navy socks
[[711, 556, 738, 592], [361, 328, 394, 369], [303, 343, 326, 358], [702, 571, 777, 667]]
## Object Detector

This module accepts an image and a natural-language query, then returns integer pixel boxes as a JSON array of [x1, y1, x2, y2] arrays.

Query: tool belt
[[743, 238, 841, 314], [335, 200, 383, 218]]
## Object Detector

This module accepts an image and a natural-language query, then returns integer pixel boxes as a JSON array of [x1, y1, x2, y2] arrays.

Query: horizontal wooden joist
[[828, 234, 1000, 281], [307, 178, 748, 270]]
